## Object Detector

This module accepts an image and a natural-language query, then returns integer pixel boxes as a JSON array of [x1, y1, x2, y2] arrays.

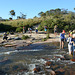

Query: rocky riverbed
[[0, 33, 75, 75], [0, 41, 75, 75]]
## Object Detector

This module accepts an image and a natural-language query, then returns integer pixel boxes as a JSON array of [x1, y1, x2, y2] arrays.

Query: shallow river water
[[0, 42, 75, 75]]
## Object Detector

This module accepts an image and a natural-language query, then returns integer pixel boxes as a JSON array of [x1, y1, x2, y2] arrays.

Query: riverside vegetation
[[0, 8, 75, 33]]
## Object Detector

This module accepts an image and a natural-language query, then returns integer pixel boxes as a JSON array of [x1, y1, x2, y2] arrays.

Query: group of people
[[54, 25, 75, 56], [27, 25, 75, 56], [3, 25, 75, 56], [23, 25, 56, 34], [28, 28, 32, 33], [28, 27, 38, 33], [60, 30, 75, 55]]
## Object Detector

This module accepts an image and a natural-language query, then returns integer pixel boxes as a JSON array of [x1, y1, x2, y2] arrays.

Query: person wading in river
[[67, 34, 73, 55], [60, 30, 65, 49]]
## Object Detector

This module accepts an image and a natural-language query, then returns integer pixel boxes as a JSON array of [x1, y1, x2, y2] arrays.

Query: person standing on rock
[[28, 28, 32, 33], [44, 25, 47, 34], [60, 30, 65, 49], [23, 26, 25, 34], [72, 34, 75, 57], [30, 28, 32, 33], [3, 32, 8, 40], [35, 27, 38, 33], [54, 25, 57, 36], [67, 34, 73, 55]]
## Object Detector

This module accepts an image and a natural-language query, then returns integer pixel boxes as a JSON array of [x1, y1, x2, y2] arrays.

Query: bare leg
[[62, 41, 64, 49], [55, 32, 57, 37], [60, 41, 62, 49], [68, 44, 72, 55]]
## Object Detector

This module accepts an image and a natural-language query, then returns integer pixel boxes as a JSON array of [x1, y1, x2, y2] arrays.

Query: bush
[[42, 38, 47, 41], [1, 12, 75, 32], [21, 35, 29, 40], [15, 34, 19, 37], [6, 31, 10, 35], [16, 27, 23, 32], [46, 33, 50, 39], [0, 35, 3, 37], [38, 24, 44, 31]]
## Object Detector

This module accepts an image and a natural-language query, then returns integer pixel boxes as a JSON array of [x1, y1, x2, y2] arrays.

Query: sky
[[0, 0, 75, 19]]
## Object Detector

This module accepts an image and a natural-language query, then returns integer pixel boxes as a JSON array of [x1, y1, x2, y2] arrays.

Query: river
[[0, 42, 75, 75]]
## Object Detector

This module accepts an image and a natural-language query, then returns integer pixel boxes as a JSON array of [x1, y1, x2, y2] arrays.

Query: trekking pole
[[73, 44, 74, 59]]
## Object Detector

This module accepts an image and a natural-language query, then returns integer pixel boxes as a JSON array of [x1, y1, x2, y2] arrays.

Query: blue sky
[[0, 0, 75, 19]]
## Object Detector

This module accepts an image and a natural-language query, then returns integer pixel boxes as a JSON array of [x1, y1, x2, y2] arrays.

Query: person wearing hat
[[3, 32, 8, 40], [72, 34, 75, 50], [73, 34, 75, 38], [67, 34, 73, 55], [60, 30, 65, 49], [35, 27, 38, 33], [44, 25, 47, 34]]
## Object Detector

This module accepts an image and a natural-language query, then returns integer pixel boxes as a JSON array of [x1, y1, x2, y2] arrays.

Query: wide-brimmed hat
[[73, 34, 75, 38], [73, 30, 75, 33], [36, 27, 37, 29]]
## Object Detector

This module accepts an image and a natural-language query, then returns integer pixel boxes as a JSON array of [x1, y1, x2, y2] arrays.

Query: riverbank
[[0, 32, 60, 48]]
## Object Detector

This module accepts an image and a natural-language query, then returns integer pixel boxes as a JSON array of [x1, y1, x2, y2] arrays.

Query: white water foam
[[0, 49, 43, 55]]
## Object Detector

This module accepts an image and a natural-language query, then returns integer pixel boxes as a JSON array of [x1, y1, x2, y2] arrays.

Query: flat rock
[[5, 44, 17, 47], [64, 54, 72, 60]]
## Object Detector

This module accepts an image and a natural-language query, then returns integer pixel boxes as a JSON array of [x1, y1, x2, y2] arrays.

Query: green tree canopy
[[9, 10, 15, 19]]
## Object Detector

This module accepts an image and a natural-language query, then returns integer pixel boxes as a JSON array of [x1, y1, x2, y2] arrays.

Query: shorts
[[54, 30, 57, 33], [61, 39, 64, 42], [45, 29, 47, 31], [35, 29, 38, 32], [68, 44, 73, 52]]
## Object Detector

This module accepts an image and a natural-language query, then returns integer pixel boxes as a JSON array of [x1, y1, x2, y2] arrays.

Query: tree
[[61, 8, 68, 14], [17, 12, 26, 19], [55, 8, 61, 14], [50, 9, 55, 13], [45, 11, 50, 16], [17, 16, 21, 19], [55, 8, 61, 11], [20, 12, 26, 19], [33, 16, 38, 18], [9, 10, 15, 19], [38, 11, 44, 17], [0, 17, 2, 20], [9, 17, 12, 20], [22, 14, 26, 19], [41, 13, 46, 17]]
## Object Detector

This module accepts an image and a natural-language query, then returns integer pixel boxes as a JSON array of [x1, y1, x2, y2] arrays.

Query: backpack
[[67, 37, 70, 43]]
